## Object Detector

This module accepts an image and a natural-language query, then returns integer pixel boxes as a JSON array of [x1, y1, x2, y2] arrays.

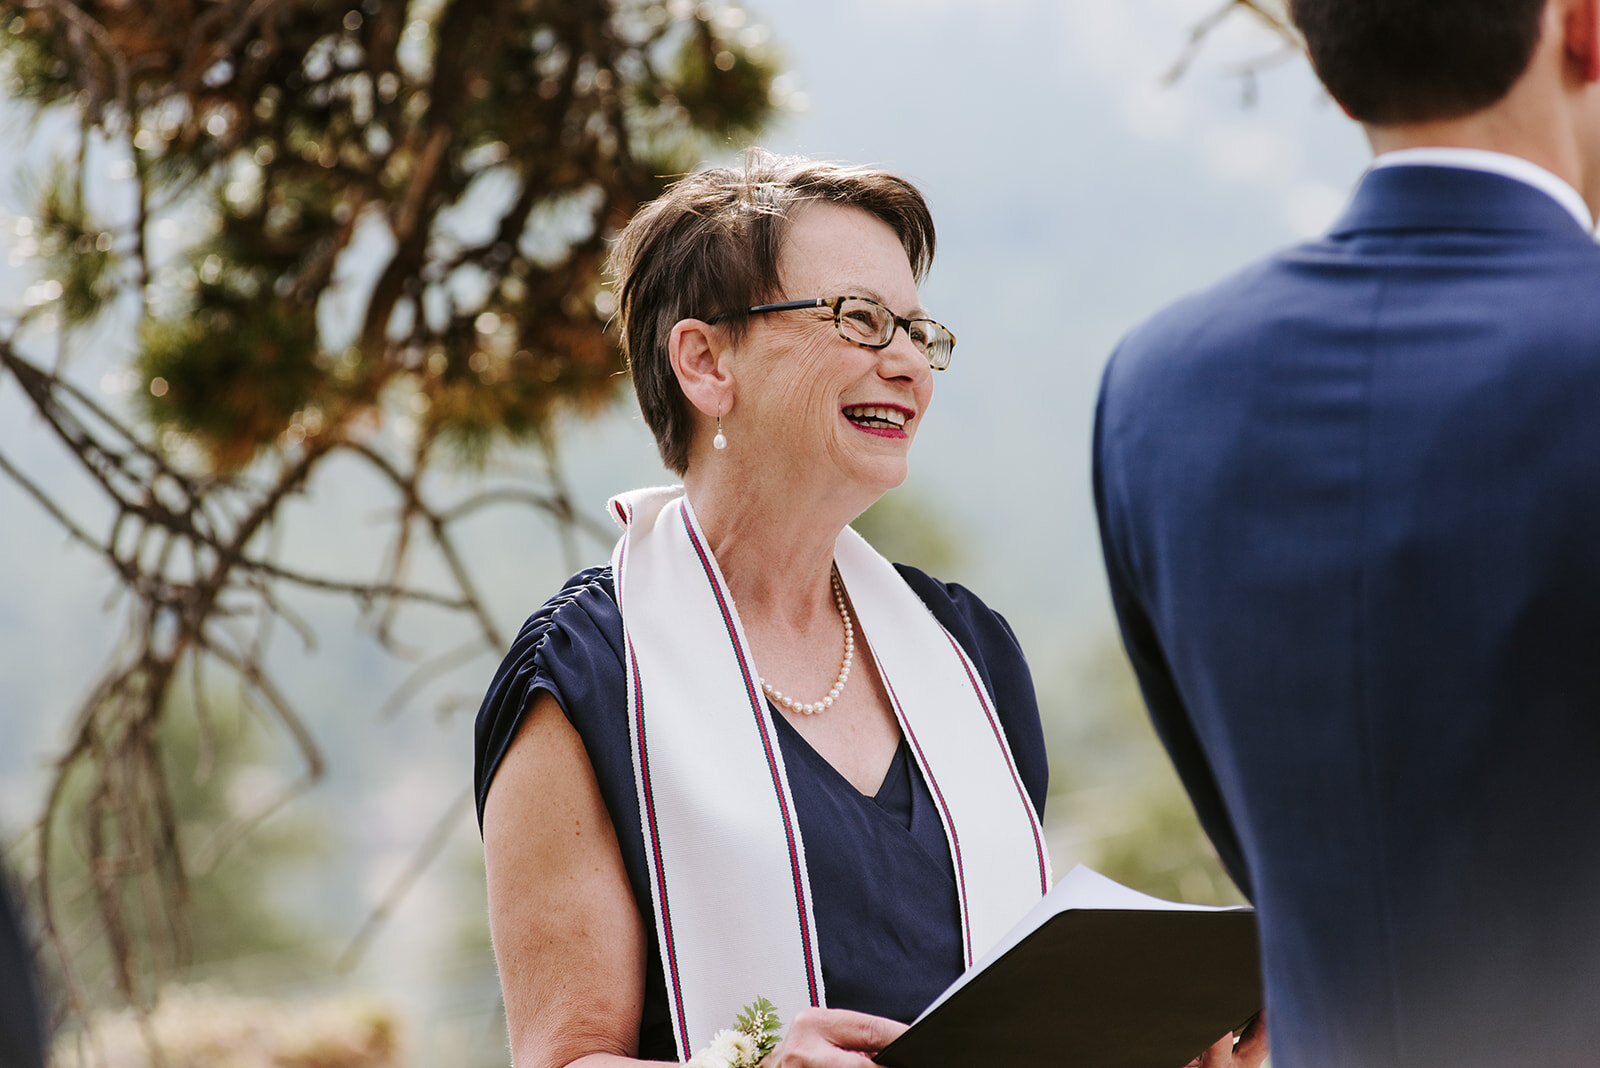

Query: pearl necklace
[[760, 571, 854, 716]]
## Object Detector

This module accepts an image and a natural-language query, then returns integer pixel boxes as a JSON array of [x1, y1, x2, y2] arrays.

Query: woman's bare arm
[[483, 690, 912, 1068], [482, 690, 656, 1068]]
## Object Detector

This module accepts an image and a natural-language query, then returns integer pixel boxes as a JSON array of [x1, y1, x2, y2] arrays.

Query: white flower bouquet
[[686, 997, 782, 1068]]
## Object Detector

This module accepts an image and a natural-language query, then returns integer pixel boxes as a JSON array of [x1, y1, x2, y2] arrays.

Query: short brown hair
[[1291, 0, 1547, 125], [609, 150, 936, 475]]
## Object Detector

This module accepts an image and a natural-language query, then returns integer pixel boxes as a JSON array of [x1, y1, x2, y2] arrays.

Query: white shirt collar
[[1371, 147, 1594, 232]]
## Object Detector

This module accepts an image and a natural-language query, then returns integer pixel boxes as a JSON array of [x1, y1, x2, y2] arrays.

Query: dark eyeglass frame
[[708, 295, 956, 370]]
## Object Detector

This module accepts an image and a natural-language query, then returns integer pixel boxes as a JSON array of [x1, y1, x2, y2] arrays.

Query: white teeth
[[843, 405, 908, 428]]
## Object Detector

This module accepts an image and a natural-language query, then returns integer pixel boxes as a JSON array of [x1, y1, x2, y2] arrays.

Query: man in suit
[[1, 870, 47, 1068], [1094, 1, 1600, 1064]]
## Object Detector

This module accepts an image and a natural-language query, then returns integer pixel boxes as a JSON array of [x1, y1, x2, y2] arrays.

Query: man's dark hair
[[1290, 0, 1549, 124]]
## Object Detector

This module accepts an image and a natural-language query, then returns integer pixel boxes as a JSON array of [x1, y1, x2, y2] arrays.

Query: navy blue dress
[[474, 563, 1047, 1061]]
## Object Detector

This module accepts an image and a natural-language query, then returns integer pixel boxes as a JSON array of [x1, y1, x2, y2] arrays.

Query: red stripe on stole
[[622, 532, 691, 1053], [620, 524, 691, 1048], [881, 671, 974, 965], [628, 638, 692, 1054], [942, 630, 1051, 895], [679, 509, 823, 1006]]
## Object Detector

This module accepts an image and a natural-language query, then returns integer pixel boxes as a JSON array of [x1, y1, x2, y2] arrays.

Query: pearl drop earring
[[713, 414, 727, 451]]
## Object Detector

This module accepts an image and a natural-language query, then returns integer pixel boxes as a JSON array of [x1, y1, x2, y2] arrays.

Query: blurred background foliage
[[0, 0, 788, 1057], [54, 986, 404, 1068], [0, 0, 1289, 1063], [6, 0, 783, 469], [36, 697, 327, 995]]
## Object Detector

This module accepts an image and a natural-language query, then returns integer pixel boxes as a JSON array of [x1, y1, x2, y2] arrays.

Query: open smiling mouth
[[842, 405, 908, 430]]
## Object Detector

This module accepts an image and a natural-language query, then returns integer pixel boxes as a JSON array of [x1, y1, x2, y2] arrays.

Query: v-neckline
[[768, 708, 956, 880], [768, 702, 910, 805]]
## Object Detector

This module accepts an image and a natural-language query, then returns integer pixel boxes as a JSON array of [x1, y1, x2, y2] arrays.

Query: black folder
[[876, 867, 1261, 1068]]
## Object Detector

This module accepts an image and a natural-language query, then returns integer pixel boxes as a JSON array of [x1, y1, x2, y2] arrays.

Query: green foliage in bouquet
[[735, 996, 783, 1061], [686, 996, 783, 1068]]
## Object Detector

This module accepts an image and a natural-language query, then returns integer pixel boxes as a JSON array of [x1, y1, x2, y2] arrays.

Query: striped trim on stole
[[610, 487, 1050, 1055]]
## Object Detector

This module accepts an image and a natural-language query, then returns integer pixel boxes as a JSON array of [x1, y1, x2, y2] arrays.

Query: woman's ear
[[1567, 0, 1600, 83], [669, 318, 734, 419]]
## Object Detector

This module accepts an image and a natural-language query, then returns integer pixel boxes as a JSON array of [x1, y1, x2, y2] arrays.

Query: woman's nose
[[879, 324, 932, 381]]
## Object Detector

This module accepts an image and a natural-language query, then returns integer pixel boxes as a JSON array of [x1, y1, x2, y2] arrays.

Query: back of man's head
[[1291, 0, 1549, 125]]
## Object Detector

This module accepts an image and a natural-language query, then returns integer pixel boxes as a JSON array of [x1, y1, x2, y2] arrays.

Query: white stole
[[609, 487, 1051, 1056]]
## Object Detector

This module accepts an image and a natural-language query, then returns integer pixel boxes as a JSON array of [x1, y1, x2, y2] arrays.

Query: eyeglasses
[[713, 295, 956, 370]]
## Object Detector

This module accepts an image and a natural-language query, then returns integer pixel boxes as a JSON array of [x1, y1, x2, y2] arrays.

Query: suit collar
[[1372, 148, 1592, 229], [1328, 165, 1596, 241]]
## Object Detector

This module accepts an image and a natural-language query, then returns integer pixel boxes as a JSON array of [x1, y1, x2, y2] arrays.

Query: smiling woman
[[680, 197, 939, 511], [472, 152, 1053, 1068]]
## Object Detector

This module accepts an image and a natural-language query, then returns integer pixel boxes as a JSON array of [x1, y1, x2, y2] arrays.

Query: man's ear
[[668, 318, 734, 420], [1567, 0, 1600, 83]]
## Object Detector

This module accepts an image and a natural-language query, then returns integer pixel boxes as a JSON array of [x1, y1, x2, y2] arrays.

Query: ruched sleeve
[[473, 566, 628, 827]]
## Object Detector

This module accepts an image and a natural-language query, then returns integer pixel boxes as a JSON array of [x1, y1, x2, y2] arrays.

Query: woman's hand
[[761, 1008, 908, 1067], [1187, 1011, 1268, 1068]]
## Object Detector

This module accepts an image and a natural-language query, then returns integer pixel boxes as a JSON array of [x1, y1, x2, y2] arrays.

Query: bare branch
[[1163, 0, 1301, 87], [348, 441, 507, 650], [0, 448, 108, 555], [244, 555, 476, 612], [374, 638, 488, 722], [334, 788, 473, 973], [200, 637, 325, 784]]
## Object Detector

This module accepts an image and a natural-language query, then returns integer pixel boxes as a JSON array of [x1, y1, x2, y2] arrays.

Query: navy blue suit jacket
[[0, 872, 46, 1068], [1094, 165, 1600, 1067]]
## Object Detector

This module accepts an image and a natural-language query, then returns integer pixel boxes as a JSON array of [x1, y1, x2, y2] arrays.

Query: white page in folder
[[913, 864, 1244, 1022]]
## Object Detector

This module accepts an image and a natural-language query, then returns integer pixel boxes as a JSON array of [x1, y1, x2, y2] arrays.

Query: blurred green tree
[[853, 489, 966, 578], [37, 694, 329, 1008], [0, 0, 782, 1021], [55, 986, 404, 1068], [1038, 641, 1245, 907]]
